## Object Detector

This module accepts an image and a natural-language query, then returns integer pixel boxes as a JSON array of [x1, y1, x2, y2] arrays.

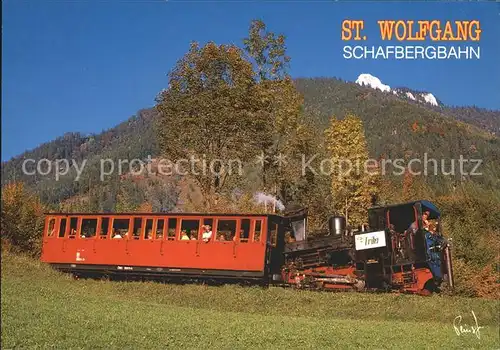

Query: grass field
[[2, 252, 499, 349]]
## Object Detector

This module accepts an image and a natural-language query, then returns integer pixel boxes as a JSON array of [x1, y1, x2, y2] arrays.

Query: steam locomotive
[[280, 200, 454, 294]]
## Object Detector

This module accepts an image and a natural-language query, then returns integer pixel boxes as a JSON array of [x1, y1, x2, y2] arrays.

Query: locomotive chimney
[[328, 216, 346, 235]]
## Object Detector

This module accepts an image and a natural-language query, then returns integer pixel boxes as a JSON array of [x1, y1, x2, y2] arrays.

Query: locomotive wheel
[[315, 281, 325, 290], [416, 289, 432, 296], [354, 280, 366, 291], [423, 279, 439, 294]]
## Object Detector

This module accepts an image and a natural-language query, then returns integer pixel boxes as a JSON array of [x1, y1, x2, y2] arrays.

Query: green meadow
[[2, 252, 499, 349]]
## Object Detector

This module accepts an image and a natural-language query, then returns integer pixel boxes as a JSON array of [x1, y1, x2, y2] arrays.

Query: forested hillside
[[2, 77, 500, 209], [295, 78, 500, 191], [1, 108, 163, 209], [441, 105, 500, 135]]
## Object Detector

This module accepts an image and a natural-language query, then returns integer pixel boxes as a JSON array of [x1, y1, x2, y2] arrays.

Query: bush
[[436, 184, 500, 298], [1, 182, 45, 256]]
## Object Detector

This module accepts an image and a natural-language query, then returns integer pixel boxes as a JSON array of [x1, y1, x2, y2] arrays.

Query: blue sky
[[2, 0, 499, 161]]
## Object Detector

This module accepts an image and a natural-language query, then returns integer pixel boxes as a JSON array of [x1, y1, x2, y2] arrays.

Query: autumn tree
[[156, 42, 272, 210], [243, 19, 290, 81], [243, 19, 311, 205], [1, 182, 45, 255], [137, 201, 153, 213], [115, 180, 142, 212], [325, 114, 379, 227], [401, 170, 433, 202]]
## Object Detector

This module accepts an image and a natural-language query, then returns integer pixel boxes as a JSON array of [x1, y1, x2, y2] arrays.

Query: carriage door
[[267, 218, 285, 279], [62, 217, 79, 253], [57, 217, 68, 250], [41, 216, 57, 260]]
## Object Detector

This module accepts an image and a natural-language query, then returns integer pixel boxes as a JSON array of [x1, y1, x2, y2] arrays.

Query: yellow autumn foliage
[[1, 182, 45, 255], [324, 114, 379, 227]]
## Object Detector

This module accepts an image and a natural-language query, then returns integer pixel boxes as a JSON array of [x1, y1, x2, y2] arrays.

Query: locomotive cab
[[361, 200, 454, 292]]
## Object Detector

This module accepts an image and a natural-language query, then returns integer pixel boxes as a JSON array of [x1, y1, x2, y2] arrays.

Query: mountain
[[1, 108, 160, 207], [355, 74, 391, 93], [354, 73, 500, 134], [355, 73, 440, 107], [2, 77, 499, 209]]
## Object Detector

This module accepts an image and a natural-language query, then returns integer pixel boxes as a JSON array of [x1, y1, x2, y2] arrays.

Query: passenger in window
[[284, 232, 291, 243], [287, 232, 296, 243], [422, 211, 430, 230], [408, 211, 430, 233], [202, 225, 212, 242], [219, 234, 226, 241], [181, 230, 190, 240], [113, 230, 122, 239], [239, 229, 250, 241], [190, 233, 197, 240], [145, 229, 153, 239]]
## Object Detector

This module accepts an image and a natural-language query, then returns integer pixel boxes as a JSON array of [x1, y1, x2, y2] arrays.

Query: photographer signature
[[453, 310, 484, 340]]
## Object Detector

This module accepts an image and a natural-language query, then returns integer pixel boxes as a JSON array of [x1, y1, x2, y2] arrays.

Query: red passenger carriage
[[41, 212, 285, 283]]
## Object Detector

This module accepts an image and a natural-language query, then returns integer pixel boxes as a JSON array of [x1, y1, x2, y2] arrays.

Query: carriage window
[[203, 218, 214, 241], [156, 219, 165, 240], [132, 218, 142, 240], [240, 219, 250, 243], [59, 218, 67, 238], [100, 218, 110, 238], [81, 218, 97, 238], [291, 220, 304, 241], [69, 217, 78, 237], [254, 220, 262, 242], [217, 220, 236, 241], [112, 219, 130, 238], [167, 218, 177, 240], [269, 223, 278, 246], [203, 218, 213, 229], [47, 218, 56, 237], [181, 220, 200, 240], [144, 219, 154, 239]]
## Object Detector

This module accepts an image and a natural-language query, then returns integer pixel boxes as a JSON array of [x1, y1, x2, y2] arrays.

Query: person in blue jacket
[[425, 222, 444, 281]]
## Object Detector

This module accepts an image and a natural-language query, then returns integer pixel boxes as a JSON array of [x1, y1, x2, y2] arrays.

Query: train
[[40, 199, 454, 295]]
